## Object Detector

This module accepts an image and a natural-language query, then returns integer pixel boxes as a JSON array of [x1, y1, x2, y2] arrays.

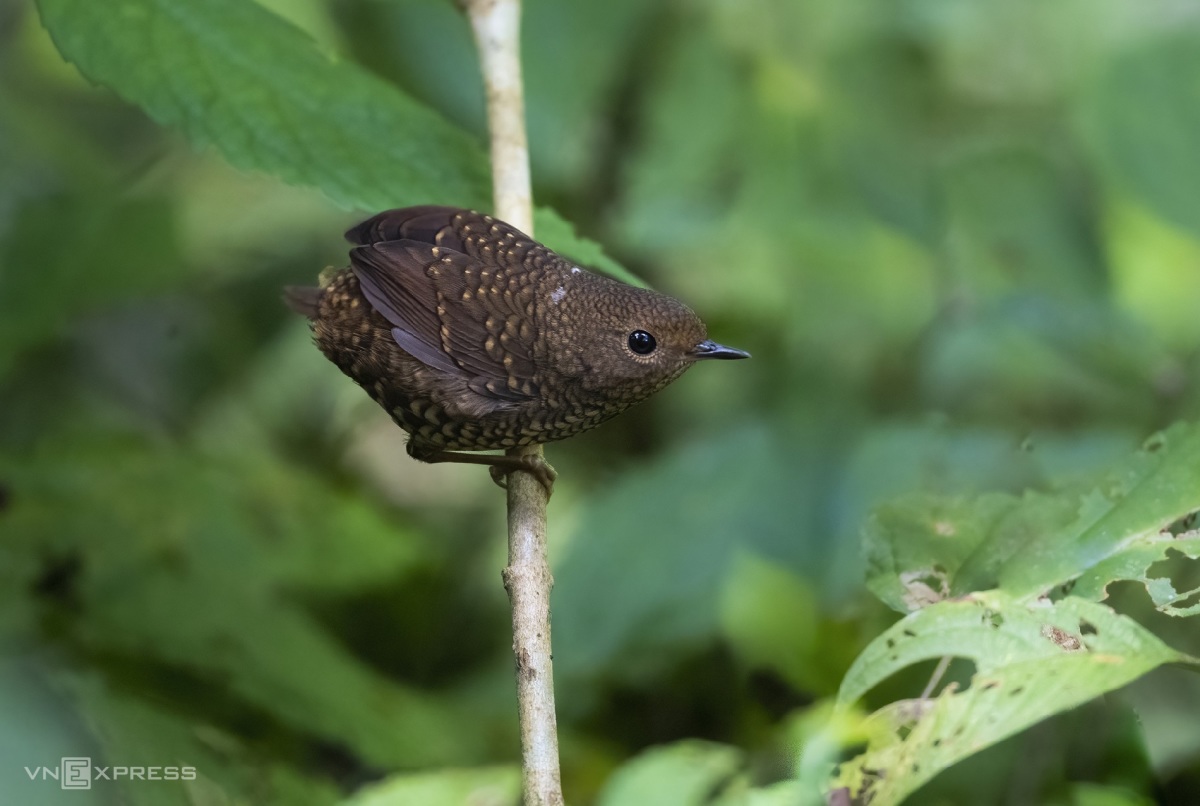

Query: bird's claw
[[489, 456, 557, 497]]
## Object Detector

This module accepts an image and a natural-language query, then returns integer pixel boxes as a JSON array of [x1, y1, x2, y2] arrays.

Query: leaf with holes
[[865, 423, 1200, 611], [997, 424, 1200, 598], [1072, 531, 1200, 617], [833, 591, 1197, 806], [864, 492, 1027, 612]]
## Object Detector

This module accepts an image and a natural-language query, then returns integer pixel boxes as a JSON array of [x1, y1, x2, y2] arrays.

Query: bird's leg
[[485, 455, 558, 495], [412, 448, 556, 496]]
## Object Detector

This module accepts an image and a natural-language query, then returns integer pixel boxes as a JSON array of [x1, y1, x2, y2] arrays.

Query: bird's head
[[548, 273, 749, 406]]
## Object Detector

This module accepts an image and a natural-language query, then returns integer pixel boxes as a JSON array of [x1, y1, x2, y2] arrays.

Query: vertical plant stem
[[462, 1, 563, 804], [467, 0, 533, 234]]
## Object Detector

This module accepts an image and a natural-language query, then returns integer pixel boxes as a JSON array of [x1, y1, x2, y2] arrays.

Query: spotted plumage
[[286, 206, 748, 490]]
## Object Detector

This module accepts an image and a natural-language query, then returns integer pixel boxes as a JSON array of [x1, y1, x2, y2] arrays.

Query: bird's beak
[[691, 339, 750, 360]]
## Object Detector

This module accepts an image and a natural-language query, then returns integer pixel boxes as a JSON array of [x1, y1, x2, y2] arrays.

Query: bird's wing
[[347, 207, 576, 278], [350, 240, 539, 402], [346, 206, 467, 247]]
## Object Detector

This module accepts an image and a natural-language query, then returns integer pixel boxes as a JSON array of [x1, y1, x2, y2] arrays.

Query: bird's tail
[[283, 286, 323, 318]]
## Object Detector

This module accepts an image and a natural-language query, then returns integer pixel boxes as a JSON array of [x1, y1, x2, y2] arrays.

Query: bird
[[286, 206, 749, 493]]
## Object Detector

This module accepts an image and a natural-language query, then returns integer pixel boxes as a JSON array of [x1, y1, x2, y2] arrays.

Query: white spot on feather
[[551, 286, 567, 304], [570, 266, 581, 274]]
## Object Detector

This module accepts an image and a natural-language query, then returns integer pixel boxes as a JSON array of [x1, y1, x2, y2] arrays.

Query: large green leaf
[[834, 592, 1197, 806], [36, 0, 489, 211], [34, 0, 637, 282]]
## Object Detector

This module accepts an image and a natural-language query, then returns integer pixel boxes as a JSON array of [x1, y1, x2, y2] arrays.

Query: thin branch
[[919, 655, 952, 702], [462, 1, 563, 804]]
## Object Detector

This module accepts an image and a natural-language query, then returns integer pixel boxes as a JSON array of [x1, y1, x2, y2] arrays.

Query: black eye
[[628, 330, 657, 355]]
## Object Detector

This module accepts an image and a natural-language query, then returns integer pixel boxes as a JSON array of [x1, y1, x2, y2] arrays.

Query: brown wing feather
[[345, 206, 469, 248], [349, 240, 538, 402], [347, 208, 564, 279]]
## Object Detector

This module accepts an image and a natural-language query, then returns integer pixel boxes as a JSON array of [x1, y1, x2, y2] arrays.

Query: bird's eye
[[628, 330, 657, 355]]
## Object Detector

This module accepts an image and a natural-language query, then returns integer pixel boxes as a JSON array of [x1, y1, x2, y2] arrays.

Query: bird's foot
[[410, 446, 556, 497], [489, 455, 557, 497]]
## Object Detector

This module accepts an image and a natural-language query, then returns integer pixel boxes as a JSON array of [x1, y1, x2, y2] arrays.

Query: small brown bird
[[286, 206, 748, 491]]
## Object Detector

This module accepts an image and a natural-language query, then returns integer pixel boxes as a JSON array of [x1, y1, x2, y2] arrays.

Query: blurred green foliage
[[4, 0, 1200, 803]]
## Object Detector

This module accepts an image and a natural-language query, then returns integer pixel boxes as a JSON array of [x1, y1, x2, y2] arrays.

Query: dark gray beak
[[691, 339, 751, 360]]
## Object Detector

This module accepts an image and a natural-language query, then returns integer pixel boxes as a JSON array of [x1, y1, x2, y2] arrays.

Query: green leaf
[[1083, 33, 1200, 238], [864, 492, 1026, 613], [1073, 531, 1200, 616], [865, 423, 1200, 608], [745, 782, 811, 806], [858, 424, 1140, 611], [598, 756, 812, 806], [834, 591, 1197, 806], [34, 0, 639, 285], [596, 741, 743, 806], [36, 0, 489, 211], [341, 766, 519, 806], [998, 424, 1200, 597]]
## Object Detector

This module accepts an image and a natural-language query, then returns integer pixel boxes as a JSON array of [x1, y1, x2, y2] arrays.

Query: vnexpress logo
[[24, 757, 197, 789]]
